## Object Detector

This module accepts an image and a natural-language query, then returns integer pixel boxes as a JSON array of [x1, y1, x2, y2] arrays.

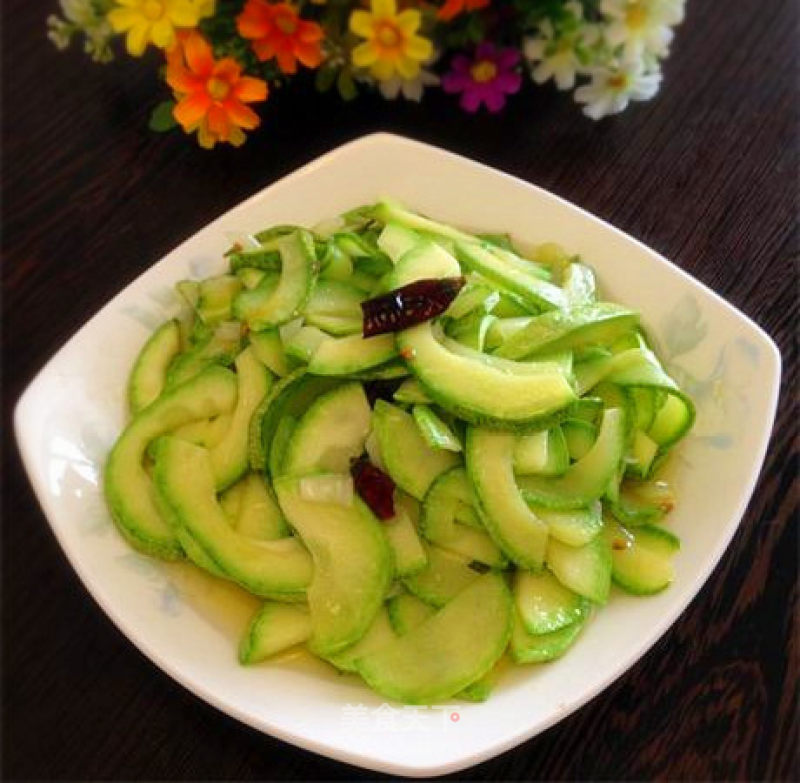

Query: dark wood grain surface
[[3, 0, 797, 780]]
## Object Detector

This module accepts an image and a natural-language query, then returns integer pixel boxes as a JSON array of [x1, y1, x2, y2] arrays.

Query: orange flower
[[236, 1, 324, 74], [165, 31, 268, 148], [438, 0, 490, 21]]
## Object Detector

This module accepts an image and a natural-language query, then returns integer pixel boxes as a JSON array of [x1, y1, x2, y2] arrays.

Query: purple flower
[[441, 42, 522, 113]]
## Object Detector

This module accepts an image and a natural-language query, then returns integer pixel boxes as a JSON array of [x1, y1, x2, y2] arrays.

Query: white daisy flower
[[600, 0, 685, 59], [48, 0, 114, 62], [379, 67, 440, 102], [574, 59, 662, 119], [524, 2, 594, 91]]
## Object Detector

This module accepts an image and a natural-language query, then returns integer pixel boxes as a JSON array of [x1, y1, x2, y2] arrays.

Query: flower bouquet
[[48, 0, 686, 149]]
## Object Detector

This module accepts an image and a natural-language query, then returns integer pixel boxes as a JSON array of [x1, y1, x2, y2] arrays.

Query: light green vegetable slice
[[356, 572, 512, 704], [209, 347, 272, 491], [239, 603, 311, 664], [604, 518, 680, 595], [249, 329, 288, 377], [387, 592, 436, 635], [373, 400, 459, 500], [128, 319, 181, 414], [283, 382, 371, 475], [402, 542, 480, 607], [383, 494, 428, 577], [326, 607, 397, 672], [233, 230, 318, 329], [422, 468, 505, 567], [153, 437, 313, 596], [106, 366, 238, 559], [396, 321, 576, 428], [510, 605, 589, 664], [546, 535, 612, 605], [466, 427, 549, 570], [307, 333, 397, 376], [514, 568, 588, 634], [495, 303, 638, 360], [534, 502, 604, 547], [518, 407, 626, 509], [412, 405, 462, 452], [274, 476, 392, 656]]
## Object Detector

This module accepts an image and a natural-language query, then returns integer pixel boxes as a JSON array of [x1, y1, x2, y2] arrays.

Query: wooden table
[[3, 0, 797, 779]]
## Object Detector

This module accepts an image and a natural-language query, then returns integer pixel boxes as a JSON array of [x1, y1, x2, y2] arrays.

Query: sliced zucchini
[[422, 468, 505, 567], [393, 378, 433, 404], [234, 473, 289, 540], [304, 280, 364, 336], [514, 568, 588, 634], [625, 429, 659, 478], [233, 230, 318, 329], [209, 347, 272, 491], [239, 603, 311, 664], [514, 427, 570, 476], [249, 329, 288, 377], [165, 321, 241, 389], [446, 280, 499, 320], [283, 382, 371, 475], [153, 437, 313, 595], [510, 604, 588, 664], [384, 494, 428, 577], [563, 419, 597, 461], [605, 519, 680, 595], [376, 222, 421, 263], [251, 370, 341, 474], [396, 321, 576, 428], [609, 479, 675, 526], [518, 407, 626, 509], [326, 607, 397, 672], [235, 267, 268, 290], [412, 405, 462, 452], [128, 319, 181, 414], [546, 535, 611, 605], [387, 592, 435, 635], [274, 476, 392, 656], [284, 325, 327, 363], [402, 542, 479, 607], [268, 415, 297, 478], [196, 275, 242, 325], [446, 310, 495, 352], [228, 245, 281, 273], [495, 303, 638, 360], [355, 572, 512, 705], [456, 241, 567, 311], [373, 400, 460, 500], [466, 428, 549, 570], [383, 241, 461, 290], [372, 199, 475, 244], [169, 413, 232, 450], [175, 279, 199, 309], [534, 502, 604, 547], [562, 262, 597, 307], [105, 366, 238, 559], [307, 333, 397, 376]]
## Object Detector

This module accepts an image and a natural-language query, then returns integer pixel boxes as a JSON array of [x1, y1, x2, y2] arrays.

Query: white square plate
[[15, 133, 780, 777]]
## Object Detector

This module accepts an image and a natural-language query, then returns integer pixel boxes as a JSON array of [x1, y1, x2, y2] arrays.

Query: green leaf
[[337, 69, 358, 101], [315, 65, 337, 93], [149, 100, 177, 132]]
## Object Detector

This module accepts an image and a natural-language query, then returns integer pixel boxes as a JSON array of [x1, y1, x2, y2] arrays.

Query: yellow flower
[[107, 0, 201, 56], [191, 0, 216, 19], [349, 0, 433, 81]]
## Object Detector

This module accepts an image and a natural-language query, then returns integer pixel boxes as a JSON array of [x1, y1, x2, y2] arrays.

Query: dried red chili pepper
[[361, 276, 466, 337], [351, 456, 396, 520]]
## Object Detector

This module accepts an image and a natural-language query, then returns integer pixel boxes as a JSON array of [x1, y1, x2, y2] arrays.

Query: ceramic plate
[[14, 133, 780, 777]]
